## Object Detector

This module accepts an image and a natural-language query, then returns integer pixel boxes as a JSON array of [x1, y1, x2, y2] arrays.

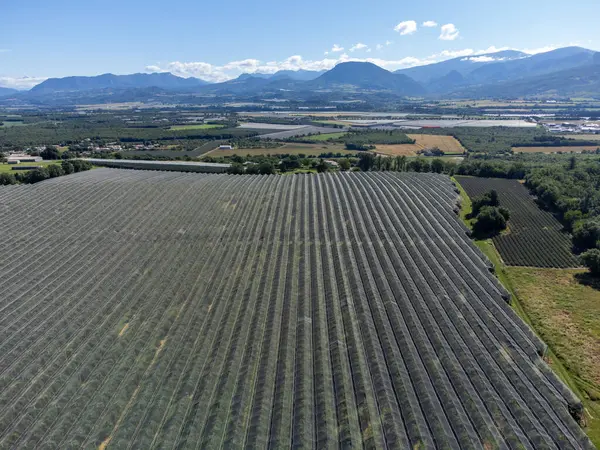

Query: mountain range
[[0, 87, 18, 97], [30, 72, 210, 93], [3, 46, 599, 104]]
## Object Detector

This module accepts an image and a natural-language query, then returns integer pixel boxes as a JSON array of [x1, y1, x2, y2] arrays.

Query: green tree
[[258, 161, 275, 175], [581, 249, 600, 276], [316, 159, 330, 173], [338, 158, 351, 171], [61, 161, 75, 175], [573, 220, 600, 251], [40, 146, 61, 160], [227, 163, 245, 174], [47, 164, 65, 178], [430, 159, 444, 174], [473, 206, 509, 237], [357, 153, 376, 171]]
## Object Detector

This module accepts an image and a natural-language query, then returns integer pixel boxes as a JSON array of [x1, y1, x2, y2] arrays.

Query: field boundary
[[454, 177, 598, 443]]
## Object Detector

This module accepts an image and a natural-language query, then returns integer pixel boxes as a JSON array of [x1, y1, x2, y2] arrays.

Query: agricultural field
[[513, 146, 600, 153], [505, 267, 600, 445], [257, 126, 338, 140], [373, 144, 420, 157], [302, 132, 348, 141], [560, 135, 600, 141], [0, 169, 592, 448], [456, 176, 579, 268], [408, 134, 466, 154], [0, 160, 63, 173], [203, 142, 357, 157], [168, 124, 225, 131], [374, 134, 465, 157]]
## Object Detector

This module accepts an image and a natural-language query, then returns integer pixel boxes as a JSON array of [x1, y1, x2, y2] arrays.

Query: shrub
[[0, 173, 17, 185], [581, 249, 600, 276], [47, 164, 65, 178], [61, 161, 75, 174], [23, 168, 50, 183], [227, 163, 245, 174]]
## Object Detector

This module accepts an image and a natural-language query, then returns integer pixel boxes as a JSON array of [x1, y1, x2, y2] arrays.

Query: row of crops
[[0, 170, 592, 448], [456, 176, 580, 268]]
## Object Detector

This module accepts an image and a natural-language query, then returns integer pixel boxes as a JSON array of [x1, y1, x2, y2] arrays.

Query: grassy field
[[0, 121, 25, 128], [505, 269, 600, 445], [513, 146, 600, 153], [0, 160, 63, 173], [203, 142, 358, 157], [561, 134, 600, 141], [374, 134, 465, 157], [168, 124, 225, 131], [454, 177, 600, 446], [302, 132, 348, 141]]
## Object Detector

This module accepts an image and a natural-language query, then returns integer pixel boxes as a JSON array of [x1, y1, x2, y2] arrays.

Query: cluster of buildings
[[544, 121, 600, 134]]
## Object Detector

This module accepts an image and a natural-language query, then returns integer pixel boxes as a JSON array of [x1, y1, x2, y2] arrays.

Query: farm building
[[6, 154, 43, 164], [219, 144, 234, 150], [11, 165, 43, 171]]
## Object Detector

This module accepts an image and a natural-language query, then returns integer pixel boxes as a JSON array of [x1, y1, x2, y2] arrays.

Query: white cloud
[[439, 23, 459, 41], [462, 56, 496, 63], [143, 42, 582, 83], [146, 53, 442, 82], [349, 43, 369, 52], [331, 44, 344, 53], [438, 49, 475, 58], [0, 76, 47, 90], [366, 48, 372, 53], [324, 51, 329, 55], [394, 20, 417, 35], [385, 40, 392, 46], [422, 21, 437, 27], [521, 45, 559, 55]]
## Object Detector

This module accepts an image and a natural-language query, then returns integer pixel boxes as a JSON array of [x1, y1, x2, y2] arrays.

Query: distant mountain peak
[[311, 61, 424, 95], [30, 72, 210, 93]]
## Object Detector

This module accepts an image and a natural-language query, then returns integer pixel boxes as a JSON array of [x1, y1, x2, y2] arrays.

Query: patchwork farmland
[[456, 176, 579, 268], [0, 169, 593, 449]]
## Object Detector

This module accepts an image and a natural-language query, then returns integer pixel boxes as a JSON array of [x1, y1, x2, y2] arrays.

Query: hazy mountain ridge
[[5, 46, 600, 105], [0, 87, 18, 97], [31, 72, 210, 93]]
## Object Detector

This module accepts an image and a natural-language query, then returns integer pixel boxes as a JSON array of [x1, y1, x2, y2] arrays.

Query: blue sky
[[1, 0, 599, 88]]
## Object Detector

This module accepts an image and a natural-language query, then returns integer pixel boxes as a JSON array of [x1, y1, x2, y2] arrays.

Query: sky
[[1, 0, 599, 89]]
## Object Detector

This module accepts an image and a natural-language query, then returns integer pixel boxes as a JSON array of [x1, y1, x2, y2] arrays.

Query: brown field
[[513, 146, 600, 153], [408, 134, 466, 154], [202, 142, 357, 157], [373, 144, 421, 156], [375, 134, 465, 157]]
